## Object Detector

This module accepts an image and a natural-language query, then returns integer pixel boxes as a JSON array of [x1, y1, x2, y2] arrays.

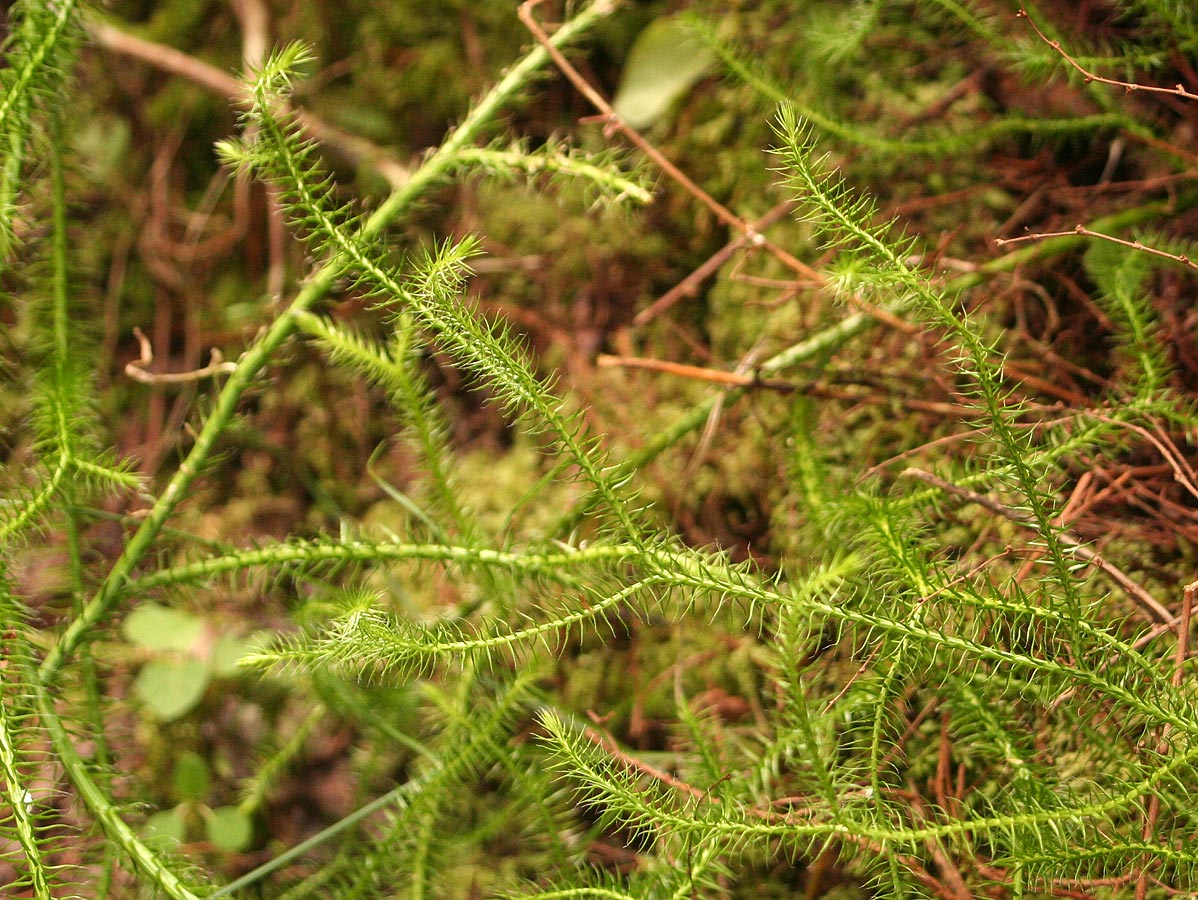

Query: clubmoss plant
[[3, 0, 1198, 898]]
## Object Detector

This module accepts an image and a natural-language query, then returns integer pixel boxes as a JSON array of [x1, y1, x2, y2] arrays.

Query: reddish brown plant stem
[[518, 0, 823, 288]]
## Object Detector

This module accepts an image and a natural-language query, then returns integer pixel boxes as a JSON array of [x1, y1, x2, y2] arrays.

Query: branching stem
[[37, 0, 620, 687]]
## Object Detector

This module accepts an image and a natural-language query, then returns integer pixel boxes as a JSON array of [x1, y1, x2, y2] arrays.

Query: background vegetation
[[3, 0, 1198, 897]]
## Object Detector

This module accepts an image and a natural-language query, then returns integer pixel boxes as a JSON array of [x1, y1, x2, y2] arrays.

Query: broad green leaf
[[204, 806, 253, 852], [612, 16, 715, 129], [133, 657, 210, 720], [123, 603, 204, 653]]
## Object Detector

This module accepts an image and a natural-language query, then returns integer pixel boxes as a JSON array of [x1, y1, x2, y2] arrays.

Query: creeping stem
[[37, 0, 621, 687]]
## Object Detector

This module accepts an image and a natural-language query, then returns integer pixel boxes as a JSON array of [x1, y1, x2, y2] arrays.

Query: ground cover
[[3, 1, 1198, 897]]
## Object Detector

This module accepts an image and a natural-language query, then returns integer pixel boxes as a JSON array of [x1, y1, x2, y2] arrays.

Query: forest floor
[[5, 0, 1198, 897]]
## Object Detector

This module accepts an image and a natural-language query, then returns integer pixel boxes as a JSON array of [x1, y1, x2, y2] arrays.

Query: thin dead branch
[[84, 17, 411, 188], [996, 224, 1198, 272], [1017, 7, 1198, 102], [518, 0, 823, 287], [125, 326, 238, 385], [901, 467, 1174, 624]]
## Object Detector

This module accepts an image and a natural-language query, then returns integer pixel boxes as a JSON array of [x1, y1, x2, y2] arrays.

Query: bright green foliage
[[3, 1, 1198, 898]]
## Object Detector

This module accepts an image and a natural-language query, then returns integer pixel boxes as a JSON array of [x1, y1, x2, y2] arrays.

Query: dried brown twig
[[84, 16, 412, 188], [996, 225, 1197, 271], [1017, 7, 1198, 103], [596, 354, 796, 391], [125, 327, 237, 385], [901, 467, 1174, 624], [517, 0, 823, 288], [633, 201, 800, 326]]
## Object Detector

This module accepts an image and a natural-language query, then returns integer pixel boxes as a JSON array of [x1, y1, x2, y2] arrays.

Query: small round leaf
[[123, 604, 204, 653], [204, 806, 253, 852], [133, 658, 210, 720]]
